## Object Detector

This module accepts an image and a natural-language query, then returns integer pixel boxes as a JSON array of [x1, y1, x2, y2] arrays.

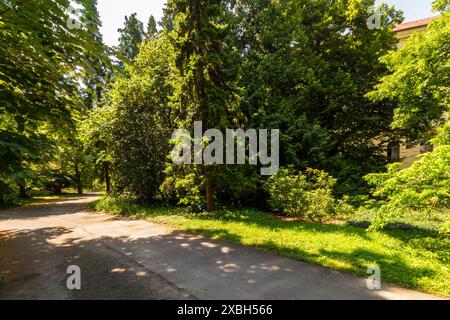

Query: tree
[[368, 5, 450, 144], [108, 35, 176, 201], [433, 0, 450, 11], [0, 0, 111, 203], [167, 0, 242, 211], [363, 1, 450, 230], [146, 15, 158, 39], [117, 13, 145, 62], [83, 0, 109, 110], [235, 0, 403, 195]]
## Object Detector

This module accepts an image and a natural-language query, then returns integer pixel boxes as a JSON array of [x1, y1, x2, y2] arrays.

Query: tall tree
[[146, 15, 158, 39], [106, 35, 175, 200], [117, 13, 145, 62], [83, 0, 107, 109], [0, 0, 110, 202], [167, 0, 241, 211], [369, 2, 450, 144], [235, 0, 403, 195]]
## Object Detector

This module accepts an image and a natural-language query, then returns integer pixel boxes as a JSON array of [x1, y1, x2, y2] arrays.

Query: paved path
[[0, 196, 443, 300]]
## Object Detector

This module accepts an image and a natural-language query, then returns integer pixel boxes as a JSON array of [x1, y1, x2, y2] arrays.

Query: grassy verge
[[31, 193, 82, 201], [350, 207, 450, 234], [91, 196, 450, 297], [0, 193, 83, 210]]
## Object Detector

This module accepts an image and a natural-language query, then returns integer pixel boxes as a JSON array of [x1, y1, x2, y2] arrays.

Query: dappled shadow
[[0, 202, 444, 299], [184, 209, 374, 242], [0, 226, 193, 300], [316, 247, 438, 290], [0, 224, 396, 300], [0, 195, 99, 221]]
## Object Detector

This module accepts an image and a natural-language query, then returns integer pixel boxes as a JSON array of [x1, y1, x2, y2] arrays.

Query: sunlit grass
[[92, 196, 450, 297]]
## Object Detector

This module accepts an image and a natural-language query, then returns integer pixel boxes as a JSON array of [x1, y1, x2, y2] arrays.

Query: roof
[[393, 16, 438, 32]]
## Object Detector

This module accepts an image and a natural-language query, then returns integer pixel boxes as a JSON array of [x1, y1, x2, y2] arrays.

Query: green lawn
[[92, 196, 450, 297], [0, 193, 83, 210], [31, 193, 82, 201]]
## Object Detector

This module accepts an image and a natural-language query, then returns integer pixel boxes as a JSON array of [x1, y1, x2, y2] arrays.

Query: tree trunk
[[19, 183, 27, 198], [104, 163, 111, 194], [77, 182, 83, 195], [206, 174, 214, 212], [75, 164, 83, 195]]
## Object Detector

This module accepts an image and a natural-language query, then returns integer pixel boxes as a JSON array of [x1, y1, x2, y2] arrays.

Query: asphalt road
[[0, 196, 443, 300]]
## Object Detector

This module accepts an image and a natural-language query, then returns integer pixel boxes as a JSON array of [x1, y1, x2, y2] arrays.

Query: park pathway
[[0, 196, 443, 300]]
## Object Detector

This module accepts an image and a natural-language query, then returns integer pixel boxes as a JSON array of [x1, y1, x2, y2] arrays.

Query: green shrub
[[365, 145, 450, 230], [440, 221, 450, 235], [0, 179, 17, 209], [265, 168, 346, 220]]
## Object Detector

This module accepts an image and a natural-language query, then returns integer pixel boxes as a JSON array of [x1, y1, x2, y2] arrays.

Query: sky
[[98, 0, 436, 47]]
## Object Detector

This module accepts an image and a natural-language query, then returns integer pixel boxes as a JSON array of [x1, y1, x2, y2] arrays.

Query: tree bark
[[19, 183, 27, 198], [75, 164, 83, 195], [206, 174, 214, 212], [104, 163, 111, 194]]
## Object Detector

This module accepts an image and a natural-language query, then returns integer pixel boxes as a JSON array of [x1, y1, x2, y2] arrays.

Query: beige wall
[[394, 25, 430, 167], [396, 26, 428, 48]]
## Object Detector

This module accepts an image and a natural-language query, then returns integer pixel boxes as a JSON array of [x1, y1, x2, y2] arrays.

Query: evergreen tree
[[167, 0, 241, 211], [118, 13, 145, 61], [235, 0, 403, 195], [146, 15, 158, 38]]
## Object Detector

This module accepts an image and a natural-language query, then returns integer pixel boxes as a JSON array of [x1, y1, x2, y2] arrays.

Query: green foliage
[[366, 9, 450, 229], [161, 166, 206, 210], [94, 196, 450, 297], [265, 168, 344, 220], [365, 146, 450, 230], [236, 0, 402, 193], [118, 13, 145, 61], [0, 0, 111, 204], [146, 15, 158, 38], [433, 0, 450, 12], [441, 221, 450, 235], [165, 0, 242, 211], [369, 11, 450, 143], [109, 35, 175, 201], [38, 169, 71, 195]]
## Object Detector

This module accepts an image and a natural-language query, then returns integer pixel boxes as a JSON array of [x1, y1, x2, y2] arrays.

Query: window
[[387, 142, 401, 162]]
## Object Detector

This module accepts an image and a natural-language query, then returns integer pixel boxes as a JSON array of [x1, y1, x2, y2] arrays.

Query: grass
[[92, 196, 450, 297], [350, 207, 450, 233], [0, 193, 83, 210], [31, 193, 82, 201]]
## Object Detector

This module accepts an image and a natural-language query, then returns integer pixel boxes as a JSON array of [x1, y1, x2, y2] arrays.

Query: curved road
[[0, 196, 443, 300]]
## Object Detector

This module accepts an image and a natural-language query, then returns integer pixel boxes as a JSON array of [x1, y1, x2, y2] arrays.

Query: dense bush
[[109, 36, 175, 202], [0, 179, 17, 208], [265, 168, 351, 220]]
